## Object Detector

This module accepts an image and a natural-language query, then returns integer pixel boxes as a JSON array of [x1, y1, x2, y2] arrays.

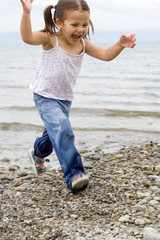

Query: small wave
[[0, 106, 35, 111], [73, 127, 160, 134], [0, 85, 27, 89], [1, 106, 160, 118], [71, 108, 160, 118], [78, 75, 111, 79], [1, 122, 160, 135], [0, 122, 44, 132]]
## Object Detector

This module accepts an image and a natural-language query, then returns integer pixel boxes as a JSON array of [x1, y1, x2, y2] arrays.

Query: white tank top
[[30, 36, 85, 101]]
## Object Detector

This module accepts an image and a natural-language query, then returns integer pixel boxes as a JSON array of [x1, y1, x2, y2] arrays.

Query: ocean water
[[0, 43, 160, 170]]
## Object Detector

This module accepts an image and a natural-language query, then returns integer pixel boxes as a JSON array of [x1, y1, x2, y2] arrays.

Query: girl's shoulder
[[84, 38, 94, 52], [41, 32, 57, 50], [84, 38, 94, 49]]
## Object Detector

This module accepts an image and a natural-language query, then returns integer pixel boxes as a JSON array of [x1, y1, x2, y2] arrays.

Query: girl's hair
[[42, 0, 94, 38]]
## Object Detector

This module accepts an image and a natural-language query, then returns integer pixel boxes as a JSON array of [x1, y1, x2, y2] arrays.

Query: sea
[[0, 43, 160, 170]]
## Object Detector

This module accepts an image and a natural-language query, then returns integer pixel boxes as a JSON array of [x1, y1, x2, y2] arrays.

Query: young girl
[[20, 0, 136, 193]]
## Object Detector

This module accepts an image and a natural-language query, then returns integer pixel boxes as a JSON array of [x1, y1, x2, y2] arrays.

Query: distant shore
[[1, 30, 160, 44]]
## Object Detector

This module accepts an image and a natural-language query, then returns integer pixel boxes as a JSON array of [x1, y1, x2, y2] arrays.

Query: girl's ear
[[56, 18, 63, 30]]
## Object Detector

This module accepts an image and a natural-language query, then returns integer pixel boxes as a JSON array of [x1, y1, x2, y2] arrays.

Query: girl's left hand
[[119, 33, 136, 48]]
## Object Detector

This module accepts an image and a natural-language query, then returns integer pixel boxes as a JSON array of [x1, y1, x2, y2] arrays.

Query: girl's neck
[[57, 32, 84, 55]]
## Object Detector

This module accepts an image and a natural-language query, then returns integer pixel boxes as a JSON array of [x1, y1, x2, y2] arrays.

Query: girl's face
[[57, 10, 90, 45]]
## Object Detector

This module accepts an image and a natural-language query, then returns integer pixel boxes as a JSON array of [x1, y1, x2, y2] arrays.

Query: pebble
[[90, 154, 100, 160], [17, 171, 28, 177], [118, 215, 130, 223], [143, 227, 160, 240], [155, 165, 160, 172], [132, 205, 147, 212], [83, 161, 93, 169], [83, 152, 93, 158], [1, 158, 10, 163], [135, 218, 146, 225], [148, 200, 159, 206], [104, 174, 113, 179], [1, 141, 160, 239]]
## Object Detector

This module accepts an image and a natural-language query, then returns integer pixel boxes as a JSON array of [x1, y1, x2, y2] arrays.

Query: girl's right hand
[[20, 0, 33, 13]]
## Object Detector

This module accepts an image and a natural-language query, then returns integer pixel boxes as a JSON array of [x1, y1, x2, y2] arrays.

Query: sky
[[0, 0, 160, 34]]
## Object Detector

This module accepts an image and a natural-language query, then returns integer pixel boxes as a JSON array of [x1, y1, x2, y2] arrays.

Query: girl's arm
[[85, 34, 136, 61], [20, 0, 48, 45]]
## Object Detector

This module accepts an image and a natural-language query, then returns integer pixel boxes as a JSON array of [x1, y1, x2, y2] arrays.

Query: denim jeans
[[33, 93, 86, 192]]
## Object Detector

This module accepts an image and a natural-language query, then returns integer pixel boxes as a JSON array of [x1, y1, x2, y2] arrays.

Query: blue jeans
[[33, 93, 86, 192]]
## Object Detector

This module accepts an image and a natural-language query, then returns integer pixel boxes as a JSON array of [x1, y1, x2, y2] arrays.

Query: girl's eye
[[72, 24, 78, 27]]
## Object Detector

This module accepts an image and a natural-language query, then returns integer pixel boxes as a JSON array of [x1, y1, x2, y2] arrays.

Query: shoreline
[[1, 126, 160, 172], [1, 141, 160, 239]]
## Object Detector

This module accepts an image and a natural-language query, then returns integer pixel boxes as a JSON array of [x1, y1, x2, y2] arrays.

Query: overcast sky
[[0, 0, 160, 33]]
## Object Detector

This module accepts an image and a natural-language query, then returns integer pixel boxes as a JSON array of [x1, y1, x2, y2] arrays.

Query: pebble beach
[[1, 141, 160, 240]]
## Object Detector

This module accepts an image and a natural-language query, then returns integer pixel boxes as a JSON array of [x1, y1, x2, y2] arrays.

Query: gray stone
[[132, 205, 147, 212], [83, 162, 93, 169], [104, 174, 113, 179], [118, 215, 130, 223], [143, 227, 160, 240], [135, 218, 145, 225], [148, 200, 159, 206]]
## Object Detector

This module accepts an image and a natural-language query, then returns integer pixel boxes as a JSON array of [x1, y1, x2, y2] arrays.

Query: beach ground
[[0, 141, 160, 240]]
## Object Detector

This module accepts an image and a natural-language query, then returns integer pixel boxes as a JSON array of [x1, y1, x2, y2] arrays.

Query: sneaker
[[71, 173, 89, 191], [28, 149, 46, 176]]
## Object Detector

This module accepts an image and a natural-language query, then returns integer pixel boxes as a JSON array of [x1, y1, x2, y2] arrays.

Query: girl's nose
[[77, 28, 83, 33]]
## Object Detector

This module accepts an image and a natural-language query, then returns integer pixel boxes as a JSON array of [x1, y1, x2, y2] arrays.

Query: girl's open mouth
[[71, 34, 82, 41]]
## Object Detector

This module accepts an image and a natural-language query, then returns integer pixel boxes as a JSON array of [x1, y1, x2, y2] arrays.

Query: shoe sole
[[72, 175, 89, 190], [28, 149, 39, 176]]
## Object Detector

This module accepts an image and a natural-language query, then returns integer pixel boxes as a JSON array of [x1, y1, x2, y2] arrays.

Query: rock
[[136, 191, 151, 198], [135, 218, 146, 225], [90, 154, 100, 160], [149, 186, 159, 192], [102, 149, 109, 156], [83, 152, 93, 158], [17, 171, 28, 177], [141, 179, 151, 187], [155, 165, 160, 173], [0, 175, 14, 181], [132, 205, 147, 212], [104, 174, 113, 179], [83, 162, 93, 169], [148, 206, 155, 213], [1, 158, 10, 163], [114, 154, 124, 159], [14, 192, 22, 197], [143, 227, 160, 240], [118, 215, 130, 223], [148, 175, 159, 180], [0, 171, 14, 175], [8, 165, 20, 171], [14, 183, 30, 191], [148, 200, 159, 206], [155, 177, 160, 185], [24, 220, 32, 225], [70, 214, 78, 219]]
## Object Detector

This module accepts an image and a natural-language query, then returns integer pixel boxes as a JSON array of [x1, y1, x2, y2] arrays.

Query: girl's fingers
[[20, 0, 33, 5], [122, 34, 127, 38], [20, 0, 27, 5]]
